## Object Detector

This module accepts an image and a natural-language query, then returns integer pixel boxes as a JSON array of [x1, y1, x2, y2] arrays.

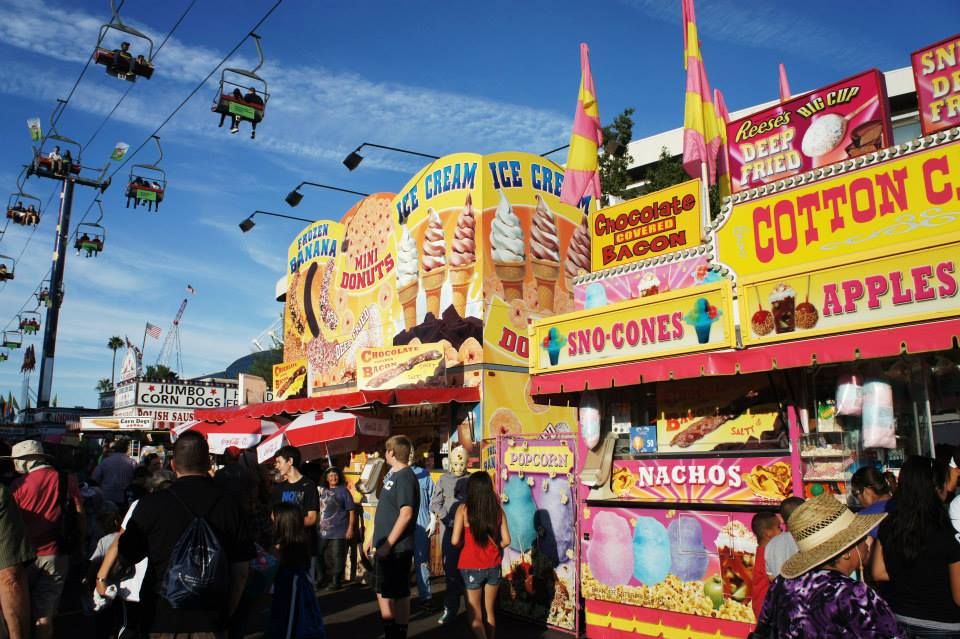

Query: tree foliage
[[144, 364, 178, 381], [599, 107, 638, 205], [107, 336, 124, 385], [96, 378, 112, 393], [634, 147, 722, 220], [246, 348, 283, 386]]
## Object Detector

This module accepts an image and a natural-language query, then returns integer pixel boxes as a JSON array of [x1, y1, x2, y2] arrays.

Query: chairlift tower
[[28, 100, 111, 408], [156, 297, 189, 375]]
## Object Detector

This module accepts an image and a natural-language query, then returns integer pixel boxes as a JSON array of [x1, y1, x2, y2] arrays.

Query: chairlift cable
[[108, 0, 284, 181], [83, 0, 199, 150]]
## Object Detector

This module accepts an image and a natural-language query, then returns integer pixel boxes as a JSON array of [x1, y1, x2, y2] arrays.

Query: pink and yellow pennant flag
[[714, 88, 732, 200], [779, 63, 792, 102], [559, 42, 603, 207], [681, 0, 721, 184]]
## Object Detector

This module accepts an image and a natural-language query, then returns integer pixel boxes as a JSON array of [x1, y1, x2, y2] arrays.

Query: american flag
[[186, 284, 195, 295], [146, 322, 162, 339]]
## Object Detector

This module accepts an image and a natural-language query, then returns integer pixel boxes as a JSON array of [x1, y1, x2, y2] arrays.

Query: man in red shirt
[[750, 510, 781, 622], [8, 440, 83, 639]]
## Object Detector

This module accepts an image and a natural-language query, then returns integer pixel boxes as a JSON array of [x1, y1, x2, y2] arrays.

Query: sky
[[0, 0, 956, 408]]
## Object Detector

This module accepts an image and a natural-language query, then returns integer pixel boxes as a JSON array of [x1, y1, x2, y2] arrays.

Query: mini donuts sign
[[725, 69, 892, 193], [590, 179, 703, 271]]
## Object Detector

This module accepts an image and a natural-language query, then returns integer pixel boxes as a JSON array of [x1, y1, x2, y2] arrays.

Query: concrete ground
[[56, 576, 575, 638]]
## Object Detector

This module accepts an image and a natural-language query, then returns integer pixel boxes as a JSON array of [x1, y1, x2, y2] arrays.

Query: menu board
[[725, 69, 892, 193]]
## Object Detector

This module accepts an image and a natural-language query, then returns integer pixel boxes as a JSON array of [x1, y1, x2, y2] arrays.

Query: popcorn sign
[[504, 444, 574, 474]]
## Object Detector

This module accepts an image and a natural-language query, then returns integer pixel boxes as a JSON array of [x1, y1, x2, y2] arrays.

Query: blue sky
[[0, 0, 956, 408]]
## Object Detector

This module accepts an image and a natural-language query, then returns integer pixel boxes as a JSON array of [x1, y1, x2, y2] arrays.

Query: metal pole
[[37, 177, 74, 408]]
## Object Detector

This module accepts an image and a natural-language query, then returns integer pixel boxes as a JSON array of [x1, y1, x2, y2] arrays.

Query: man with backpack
[[7, 440, 83, 639], [105, 431, 254, 638]]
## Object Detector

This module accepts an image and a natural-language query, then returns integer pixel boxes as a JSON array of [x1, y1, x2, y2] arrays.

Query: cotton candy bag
[[835, 372, 863, 416], [862, 379, 896, 449]]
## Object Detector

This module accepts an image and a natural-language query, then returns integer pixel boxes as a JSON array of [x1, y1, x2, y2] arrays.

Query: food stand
[[196, 151, 593, 632], [530, 58, 960, 636]]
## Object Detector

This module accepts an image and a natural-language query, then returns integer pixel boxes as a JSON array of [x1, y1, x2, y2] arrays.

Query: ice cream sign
[[739, 239, 960, 346], [529, 282, 734, 374], [716, 139, 960, 279], [912, 34, 960, 135], [590, 179, 704, 271], [725, 69, 892, 193]]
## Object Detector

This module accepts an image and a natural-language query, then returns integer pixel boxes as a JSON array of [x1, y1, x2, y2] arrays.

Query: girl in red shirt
[[452, 472, 511, 639]]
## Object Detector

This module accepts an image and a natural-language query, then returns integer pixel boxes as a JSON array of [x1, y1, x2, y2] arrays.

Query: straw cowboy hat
[[3, 440, 53, 460], [780, 493, 886, 579]]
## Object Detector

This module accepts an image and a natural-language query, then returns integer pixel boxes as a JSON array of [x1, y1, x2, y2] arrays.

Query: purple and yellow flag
[[681, 0, 721, 184], [714, 88, 732, 200], [560, 42, 603, 207]]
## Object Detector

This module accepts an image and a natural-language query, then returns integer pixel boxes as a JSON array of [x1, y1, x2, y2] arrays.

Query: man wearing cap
[[8, 441, 83, 639], [754, 493, 906, 638]]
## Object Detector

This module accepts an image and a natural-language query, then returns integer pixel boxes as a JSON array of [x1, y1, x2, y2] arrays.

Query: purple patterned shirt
[[755, 570, 906, 638]]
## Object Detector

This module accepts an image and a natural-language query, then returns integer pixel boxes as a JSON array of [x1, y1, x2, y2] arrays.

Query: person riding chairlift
[[47, 146, 62, 175], [0, 264, 11, 281], [111, 41, 134, 77], [25, 205, 38, 226]]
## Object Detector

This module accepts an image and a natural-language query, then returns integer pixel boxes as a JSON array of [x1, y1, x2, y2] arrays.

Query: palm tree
[[96, 378, 112, 393], [107, 336, 124, 385], [145, 364, 178, 381]]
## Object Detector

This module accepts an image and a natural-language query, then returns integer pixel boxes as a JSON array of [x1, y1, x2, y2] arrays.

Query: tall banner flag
[[559, 42, 603, 208], [681, 0, 721, 184], [27, 118, 42, 142], [145, 322, 161, 339], [714, 88, 732, 201], [111, 142, 129, 161], [779, 62, 792, 102]]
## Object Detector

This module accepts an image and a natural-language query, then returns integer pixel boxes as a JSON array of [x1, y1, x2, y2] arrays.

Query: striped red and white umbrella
[[174, 417, 279, 454], [257, 410, 389, 464]]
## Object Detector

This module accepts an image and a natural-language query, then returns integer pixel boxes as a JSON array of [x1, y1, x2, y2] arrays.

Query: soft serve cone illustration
[[421, 208, 447, 317], [564, 211, 590, 292], [490, 190, 526, 302], [397, 226, 419, 329], [449, 193, 477, 317], [530, 194, 561, 312]]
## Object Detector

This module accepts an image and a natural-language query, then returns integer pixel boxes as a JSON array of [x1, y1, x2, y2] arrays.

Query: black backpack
[[161, 489, 229, 609]]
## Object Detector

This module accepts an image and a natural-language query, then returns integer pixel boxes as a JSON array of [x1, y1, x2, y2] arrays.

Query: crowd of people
[[752, 445, 960, 639], [0, 433, 512, 639]]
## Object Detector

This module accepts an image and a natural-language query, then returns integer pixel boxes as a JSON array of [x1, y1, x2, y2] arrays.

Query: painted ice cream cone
[[529, 195, 561, 312], [421, 208, 447, 317], [531, 259, 560, 311], [565, 212, 590, 293], [398, 280, 418, 329], [422, 267, 446, 317], [449, 265, 473, 317], [397, 226, 419, 329], [495, 261, 527, 302], [490, 190, 525, 302], [449, 193, 477, 318]]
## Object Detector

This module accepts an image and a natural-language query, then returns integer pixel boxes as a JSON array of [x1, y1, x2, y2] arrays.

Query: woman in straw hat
[[753, 493, 906, 638], [871, 456, 960, 637]]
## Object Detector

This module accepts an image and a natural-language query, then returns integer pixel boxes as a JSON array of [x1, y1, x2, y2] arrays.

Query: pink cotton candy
[[836, 372, 863, 416], [587, 511, 634, 587], [862, 380, 896, 448]]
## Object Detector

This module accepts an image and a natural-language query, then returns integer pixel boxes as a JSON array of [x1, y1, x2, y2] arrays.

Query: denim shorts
[[460, 566, 501, 590]]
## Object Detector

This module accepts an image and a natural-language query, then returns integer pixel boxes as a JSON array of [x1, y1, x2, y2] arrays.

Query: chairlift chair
[[0, 255, 14, 282], [93, 0, 155, 81], [6, 191, 42, 227], [76, 223, 106, 257], [1, 331, 22, 350], [125, 136, 165, 209], [36, 280, 51, 306], [30, 129, 83, 179], [18, 311, 40, 335], [213, 35, 268, 133]]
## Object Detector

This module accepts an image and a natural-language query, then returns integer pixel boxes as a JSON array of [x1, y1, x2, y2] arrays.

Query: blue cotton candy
[[504, 476, 537, 552], [632, 516, 671, 585]]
